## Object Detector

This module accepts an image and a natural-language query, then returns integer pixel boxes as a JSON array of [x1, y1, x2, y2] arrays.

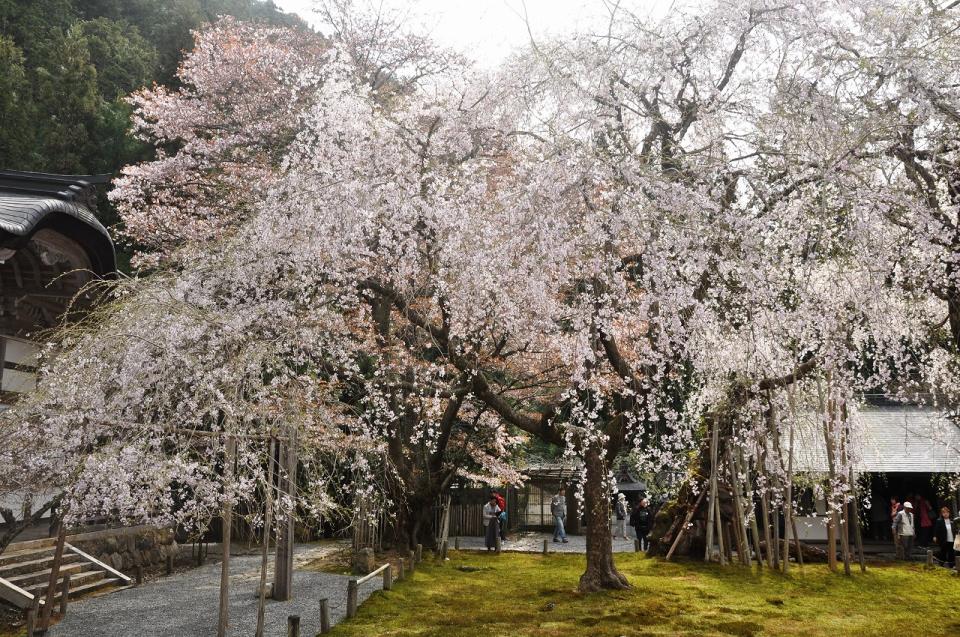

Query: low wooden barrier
[[346, 562, 393, 619]]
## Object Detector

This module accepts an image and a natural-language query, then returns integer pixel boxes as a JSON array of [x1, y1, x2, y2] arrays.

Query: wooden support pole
[[714, 489, 727, 566], [705, 417, 719, 562], [40, 521, 67, 631], [543, 539, 548, 555], [256, 437, 276, 637], [727, 448, 752, 567], [136, 565, 144, 586], [166, 552, 174, 575], [218, 436, 236, 637], [408, 550, 415, 572], [927, 549, 934, 568], [454, 536, 460, 550], [415, 543, 423, 563], [319, 598, 330, 634], [495, 534, 501, 554], [849, 469, 866, 573], [25, 594, 39, 637], [274, 424, 297, 601], [58, 575, 70, 617], [790, 516, 804, 568], [287, 614, 300, 637], [665, 489, 706, 562], [398, 558, 405, 581], [383, 564, 393, 591], [346, 579, 358, 618]]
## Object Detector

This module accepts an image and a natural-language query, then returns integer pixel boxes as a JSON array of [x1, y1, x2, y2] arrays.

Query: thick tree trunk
[[578, 444, 629, 592]]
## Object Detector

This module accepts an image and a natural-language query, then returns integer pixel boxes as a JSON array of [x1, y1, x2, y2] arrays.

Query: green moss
[[328, 551, 960, 637]]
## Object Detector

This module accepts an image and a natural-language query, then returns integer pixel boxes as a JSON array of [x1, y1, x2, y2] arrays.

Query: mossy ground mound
[[330, 551, 960, 636]]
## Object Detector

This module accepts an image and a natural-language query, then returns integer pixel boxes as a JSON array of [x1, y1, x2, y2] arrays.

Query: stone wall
[[70, 526, 178, 574]]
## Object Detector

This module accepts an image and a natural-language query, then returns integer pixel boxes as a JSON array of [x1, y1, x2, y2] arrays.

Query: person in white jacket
[[893, 501, 916, 560], [483, 495, 501, 551]]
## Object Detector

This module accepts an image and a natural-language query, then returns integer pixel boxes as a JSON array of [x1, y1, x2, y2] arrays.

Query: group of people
[[890, 496, 957, 567], [614, 492, 654, 550], [481, 491, 509, 550]]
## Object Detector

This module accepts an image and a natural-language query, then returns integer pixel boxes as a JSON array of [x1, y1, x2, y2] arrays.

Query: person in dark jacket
[[933, 506, 956, 568], [630, 498, 652, 551]]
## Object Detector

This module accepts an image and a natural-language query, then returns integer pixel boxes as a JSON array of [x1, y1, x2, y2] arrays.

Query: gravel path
[[456, 531, 640, 553], [50, 542, 382, 637]]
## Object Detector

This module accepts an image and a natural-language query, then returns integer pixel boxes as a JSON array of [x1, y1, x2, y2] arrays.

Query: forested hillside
[[0, 0, 303, 263]]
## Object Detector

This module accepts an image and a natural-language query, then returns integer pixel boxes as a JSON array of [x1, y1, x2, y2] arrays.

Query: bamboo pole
[[255, 438, 276, 637], [714, 489, 727, 566], [664, 489, 713, 562], [218, 436, 236, 637], [727, 448, 752, 566], [783, 385, 799, 573], [705, 417, 719, 562], [849, 467, 866, 573]]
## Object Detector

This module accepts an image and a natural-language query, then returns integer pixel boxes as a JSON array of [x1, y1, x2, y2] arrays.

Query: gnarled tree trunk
[[579, 443, 629, 592]]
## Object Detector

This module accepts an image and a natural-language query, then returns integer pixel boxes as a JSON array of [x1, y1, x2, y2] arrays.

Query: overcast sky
[[274, 0, 679, 67]]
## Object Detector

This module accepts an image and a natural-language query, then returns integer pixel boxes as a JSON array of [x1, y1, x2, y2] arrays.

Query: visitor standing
[[613, 493, 629, 540], [916, 495, 933, 547], [893, 501, 915, 560], [483, 495, 500, 551], [890, 497, 902, 557], [631, 498, 652, 551], [551, 486, 568, 543], [870, 496, 889, 541], [493, 491, 508, 542], [933, 506, 956, 568]]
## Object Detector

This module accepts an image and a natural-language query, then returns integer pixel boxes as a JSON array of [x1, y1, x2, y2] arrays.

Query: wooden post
[[383, 564, 393, 591], [346, 579, 358, 618], [543, 539, 549, 554], [790, 515, 804, 568], [58, 574, 70, 616], [25, 594, 39, 637], [166, 552, 174, 575], [319, 598, 330, 634], [408, 550, 415, 572], [256, 437, 276, 637], [39, 521, 67, 630], [274, 424, 298, 601], [398, 558, 405, 581], [287, 614, 300, 637], [926, 549, 934, 568], [136, 565, 144, 586], [415, 543, 423, 563], [454, 536, 460, 550], [218, 436, 236, 637]]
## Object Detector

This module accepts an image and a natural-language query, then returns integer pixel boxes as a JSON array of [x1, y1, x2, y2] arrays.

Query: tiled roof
[[785, 406, 960, 473], [0, 193, 110, 239]]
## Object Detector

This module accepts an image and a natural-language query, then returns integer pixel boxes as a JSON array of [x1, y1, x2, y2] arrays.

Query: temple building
[[0, 170, 116, 405]]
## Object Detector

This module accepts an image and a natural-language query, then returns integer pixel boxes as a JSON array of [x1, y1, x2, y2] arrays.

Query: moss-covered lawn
[[330, 551, 960, 637]]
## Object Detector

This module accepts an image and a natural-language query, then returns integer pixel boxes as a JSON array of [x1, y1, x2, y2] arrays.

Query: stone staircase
[[0, 538, 132, 609]]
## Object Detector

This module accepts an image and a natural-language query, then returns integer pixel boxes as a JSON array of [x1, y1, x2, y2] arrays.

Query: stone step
[[22, 569, 105, 596], [4, 538, 56, 554], [64, 577, 126, 599], [0, 545, 55, 567], [5, 561, 91, 587], [0, 553, 81, 578]]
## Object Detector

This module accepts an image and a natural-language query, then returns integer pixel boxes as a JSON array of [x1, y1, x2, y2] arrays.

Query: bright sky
[[274, 0, 680, 67]]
